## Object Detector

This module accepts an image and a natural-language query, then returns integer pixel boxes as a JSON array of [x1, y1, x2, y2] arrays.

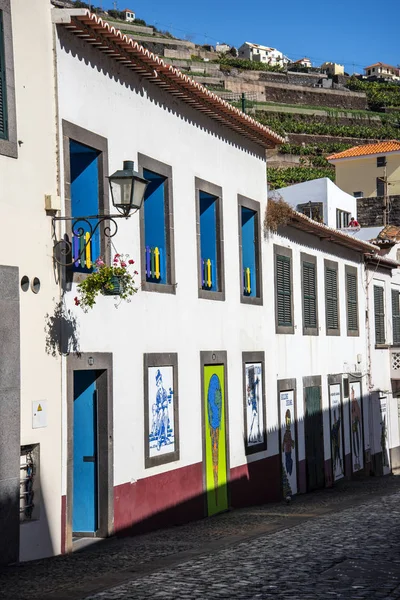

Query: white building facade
[[2, 4, 400, 566], [238, 42, 289, 66], [0, 0, 62, 564]]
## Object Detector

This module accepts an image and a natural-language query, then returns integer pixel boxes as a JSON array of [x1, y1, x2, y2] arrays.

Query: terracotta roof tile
[[327, 141, 400, 161], [53, 10, 284, 149]]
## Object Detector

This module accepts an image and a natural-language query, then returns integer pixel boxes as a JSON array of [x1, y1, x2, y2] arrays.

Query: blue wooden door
[[73, 370, 98, 533]]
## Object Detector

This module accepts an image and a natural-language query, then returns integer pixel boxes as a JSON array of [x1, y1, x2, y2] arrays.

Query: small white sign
[[32, 400, 47, 429]]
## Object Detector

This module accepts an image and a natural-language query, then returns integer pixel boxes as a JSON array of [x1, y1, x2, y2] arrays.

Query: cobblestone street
[[2, 475, 400, 600]]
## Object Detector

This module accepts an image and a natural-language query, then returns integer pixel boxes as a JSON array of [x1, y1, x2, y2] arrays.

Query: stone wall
[[288, 133, 380, 145], [263, 83, 367, 110], [357, 195, 400, 227]]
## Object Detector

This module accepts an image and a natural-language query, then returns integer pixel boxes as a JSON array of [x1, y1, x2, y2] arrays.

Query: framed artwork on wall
[[242, 352, 267, 455], [144, 353, 179, 468]]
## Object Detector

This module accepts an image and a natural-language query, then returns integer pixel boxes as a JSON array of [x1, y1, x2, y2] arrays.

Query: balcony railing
[[201, 257, 214, 290], [145, 246, 163, 281]]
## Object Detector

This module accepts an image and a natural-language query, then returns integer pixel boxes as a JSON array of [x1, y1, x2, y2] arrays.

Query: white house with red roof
[[122, 7, 135, 22], [364, 62, 400, 81]]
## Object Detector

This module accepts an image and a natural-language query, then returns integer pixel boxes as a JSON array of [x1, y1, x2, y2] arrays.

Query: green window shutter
[[303, 262, 317, 328], [276, 254, 292, 326], [374, 285, 385, 344], [0, 11, 7, 140], [325, 267, 338, 330], [392, 289, 400, 345], [346, 273, 358, 331]]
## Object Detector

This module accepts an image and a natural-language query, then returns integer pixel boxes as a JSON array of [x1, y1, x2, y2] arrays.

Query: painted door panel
[[73, 370, 98, 533], [204, 365, 228, 516], [305, 385, 325, 491]]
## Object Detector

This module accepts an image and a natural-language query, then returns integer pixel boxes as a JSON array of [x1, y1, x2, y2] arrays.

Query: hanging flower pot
[[102, 275, 122, 296], [74, 254, 138, 312]]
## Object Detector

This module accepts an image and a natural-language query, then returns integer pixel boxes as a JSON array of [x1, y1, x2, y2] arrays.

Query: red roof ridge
[[327, 140, 400, 161], [54, 9, 284, 148]]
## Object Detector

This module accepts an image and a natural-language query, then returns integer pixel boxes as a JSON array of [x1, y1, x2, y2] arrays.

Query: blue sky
[[100, 0, 399, 74]]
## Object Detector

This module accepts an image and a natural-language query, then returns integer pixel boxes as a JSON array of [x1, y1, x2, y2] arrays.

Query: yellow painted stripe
[[85, 232, 91, 269], [206, 258, 212, 288], [154, 247, 160, 279], [245, 267, 251, 293]]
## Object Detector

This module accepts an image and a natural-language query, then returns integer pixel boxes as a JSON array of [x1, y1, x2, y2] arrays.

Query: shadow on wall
[[44, 294, 80, 357]]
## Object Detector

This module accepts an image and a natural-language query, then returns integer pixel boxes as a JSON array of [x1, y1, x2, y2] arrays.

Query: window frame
[[353, 191, 364, 199], [138, 154, 176, 295], [374, 284, 386, 346], [62, 120, 109, 283], [274, 244, 294, 335], [336, 209, 350, 229], [345, 265, 359, 337], [377, 156, 387, 168], [195, 177, 225, 301], [0, 0, 17, 158], [237, 195, 263, 306], [301, 252, 318, 336], [324, 259, 340, 336], [376, 176, 385, 197]]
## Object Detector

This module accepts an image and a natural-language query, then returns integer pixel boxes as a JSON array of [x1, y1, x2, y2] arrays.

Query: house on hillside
[[238, 42, 289, 66], [216, 43, 231, 54], [321, 62, 344, 77], [327, 141, 400, 199], [273, 178, 358, 230], [291, 57, 312, 68], [364, 63, 400, 82], [123, 8, 135, 22]]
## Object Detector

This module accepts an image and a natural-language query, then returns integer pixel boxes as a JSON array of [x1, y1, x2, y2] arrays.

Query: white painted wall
[[1, 1, 61, 561], [275, 178, 358, 229], [55, 26, 270, 489]]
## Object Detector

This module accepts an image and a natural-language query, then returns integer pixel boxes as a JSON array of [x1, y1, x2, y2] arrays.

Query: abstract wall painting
[[244, 360, 266, 454], [329, 384, 344, 481], [350, 381, 364, 472], [204, 364, 228, 517], [279, 390, 297, 498]]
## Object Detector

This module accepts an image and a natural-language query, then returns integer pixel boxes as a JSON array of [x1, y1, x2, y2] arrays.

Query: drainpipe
[[364, 258, 373, 392]]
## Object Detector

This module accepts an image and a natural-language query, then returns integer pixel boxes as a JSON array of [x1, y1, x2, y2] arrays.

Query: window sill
[[375, 343, 389, 350], [276, 325, 294, 335], [240, 295, 263, 306], [142, 281, 176, 295], [198, 289, 225, 302]]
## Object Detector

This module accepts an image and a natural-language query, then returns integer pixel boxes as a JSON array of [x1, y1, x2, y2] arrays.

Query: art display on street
[[380, 394, 390, 475], [204, 365, 228, 517], [350, 381, 364, 472], [148, 366, 175, 458], [329, 384, 344, 481], [279, 390, 297, 499], [245, 362, 265, 451]]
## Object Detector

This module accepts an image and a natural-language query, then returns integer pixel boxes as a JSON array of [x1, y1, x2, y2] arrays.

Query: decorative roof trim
[[52, 9, 284, 149]]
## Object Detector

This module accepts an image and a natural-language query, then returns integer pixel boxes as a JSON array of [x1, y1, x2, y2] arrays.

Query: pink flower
[[120, 261, 127, 268], [134, 270, 138, 275], [114, 253, 120, 259], [74, 297, 80, 306], [128, 259, 134, 265], [95, 258, 105, 266]]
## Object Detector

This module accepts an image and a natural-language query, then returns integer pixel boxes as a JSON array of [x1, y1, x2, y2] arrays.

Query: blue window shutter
[[0, 11, 8, 140]]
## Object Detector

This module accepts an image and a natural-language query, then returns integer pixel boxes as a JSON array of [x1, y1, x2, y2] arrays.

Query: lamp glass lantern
[[108, 160, 149, 217]]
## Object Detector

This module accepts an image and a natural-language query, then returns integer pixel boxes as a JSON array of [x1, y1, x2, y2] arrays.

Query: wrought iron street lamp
[[52, 160, 149, 267], [108, 160, 149, 216]]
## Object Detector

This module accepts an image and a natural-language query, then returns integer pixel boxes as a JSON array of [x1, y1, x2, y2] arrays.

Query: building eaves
[[327, 140, 400, 161], [287, 208, 379, 254], [52, 10, 284, 149]]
